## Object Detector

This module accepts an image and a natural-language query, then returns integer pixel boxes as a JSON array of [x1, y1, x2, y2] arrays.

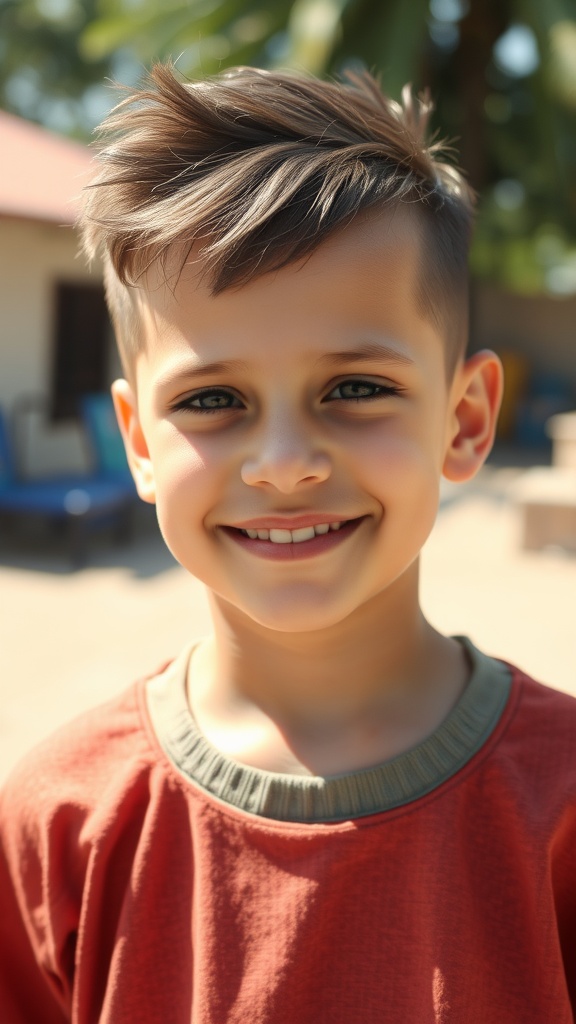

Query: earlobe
[[443, 350, 503, 483], [111, 379, 157, 504]]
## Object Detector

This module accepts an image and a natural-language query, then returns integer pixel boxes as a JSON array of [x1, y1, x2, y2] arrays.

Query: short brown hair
[[80, 63, 474, 376]]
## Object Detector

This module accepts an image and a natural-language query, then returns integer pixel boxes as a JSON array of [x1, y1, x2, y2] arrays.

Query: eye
[[171, 388, 244, 414], [324, 379, 402, 402]]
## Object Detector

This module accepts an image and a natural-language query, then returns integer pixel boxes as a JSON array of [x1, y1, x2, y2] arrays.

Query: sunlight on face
[[125, 210, 461, 634]]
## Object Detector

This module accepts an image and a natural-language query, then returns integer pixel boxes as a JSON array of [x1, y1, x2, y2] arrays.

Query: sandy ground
[[0, 460, 574, 783]]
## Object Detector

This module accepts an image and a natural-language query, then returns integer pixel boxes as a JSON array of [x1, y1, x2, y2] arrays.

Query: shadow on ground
[[0, 503, 178, 579]]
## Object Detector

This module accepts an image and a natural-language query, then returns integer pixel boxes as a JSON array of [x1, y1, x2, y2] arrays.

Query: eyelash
[[171, 380, 403, 415], [171, 390, 243, 415], [326, 381, 402, 402]]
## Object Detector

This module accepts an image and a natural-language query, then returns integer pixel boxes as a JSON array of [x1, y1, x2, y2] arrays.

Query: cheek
[[358, 429, 441, 535], [358, 421, 442, 487], [148, 432, 215, 548]]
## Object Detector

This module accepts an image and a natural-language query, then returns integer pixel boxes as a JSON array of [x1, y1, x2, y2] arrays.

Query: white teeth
[[240, 520, 349, 543], [291, 526, 316, 543], [269, 529, 292, 544]]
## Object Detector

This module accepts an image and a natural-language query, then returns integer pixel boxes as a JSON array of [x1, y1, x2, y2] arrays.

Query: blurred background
[[0, 0, 575, 779]]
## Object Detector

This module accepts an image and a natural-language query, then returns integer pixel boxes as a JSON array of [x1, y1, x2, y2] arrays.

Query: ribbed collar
[[146, 638, 511, 824]]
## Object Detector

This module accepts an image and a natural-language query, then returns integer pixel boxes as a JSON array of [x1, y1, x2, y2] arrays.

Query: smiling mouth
[[238, 521, 350, 544], [225, 517, 367, 546], [222, 516, 365, 559]]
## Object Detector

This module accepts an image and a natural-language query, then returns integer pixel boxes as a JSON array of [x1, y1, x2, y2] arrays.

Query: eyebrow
[[316, 342, 415, 367], [156, 358, 250, 388], [155, 342, 413, 390]]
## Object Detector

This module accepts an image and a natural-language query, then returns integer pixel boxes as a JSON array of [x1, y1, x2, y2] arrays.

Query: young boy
[[1, 63, 575, 1024]]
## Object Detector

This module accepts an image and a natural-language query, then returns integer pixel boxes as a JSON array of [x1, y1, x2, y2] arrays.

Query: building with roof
[[0, 111, 116, 476]]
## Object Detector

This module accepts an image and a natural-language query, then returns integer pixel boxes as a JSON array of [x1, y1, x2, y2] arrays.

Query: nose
[[240, 411, 332, 493]]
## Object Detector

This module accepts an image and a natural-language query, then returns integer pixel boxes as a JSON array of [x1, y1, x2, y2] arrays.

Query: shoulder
[[484, 657, 576, 816], [458, 639, 576, 774], [0, 660, 173, 850], [0, 661, 174, 1007], [506, 661, 576, 743]]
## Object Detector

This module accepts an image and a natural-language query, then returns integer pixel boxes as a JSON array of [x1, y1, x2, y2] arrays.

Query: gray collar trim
[[145, 638, 512, 823]]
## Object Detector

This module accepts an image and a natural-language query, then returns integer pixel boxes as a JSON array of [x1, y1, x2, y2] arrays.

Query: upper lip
[[227, 514, 361, 530]]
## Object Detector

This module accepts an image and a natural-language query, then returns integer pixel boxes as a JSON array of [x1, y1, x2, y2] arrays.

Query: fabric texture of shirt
[[1, 639, 575, 1023]]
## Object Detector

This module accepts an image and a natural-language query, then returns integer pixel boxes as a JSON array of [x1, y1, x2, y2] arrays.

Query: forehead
[[135, 207, 443, 374]]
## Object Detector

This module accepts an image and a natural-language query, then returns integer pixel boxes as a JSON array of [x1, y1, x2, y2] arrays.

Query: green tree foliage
[[1, 0, 575, 293], [0, 0, 118, 138]]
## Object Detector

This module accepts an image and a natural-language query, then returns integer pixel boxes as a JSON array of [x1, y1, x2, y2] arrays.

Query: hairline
[[108, 202, 467, 386]]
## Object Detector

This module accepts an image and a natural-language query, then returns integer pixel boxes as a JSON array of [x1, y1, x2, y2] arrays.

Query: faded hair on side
[[80, 62, 475, 376]]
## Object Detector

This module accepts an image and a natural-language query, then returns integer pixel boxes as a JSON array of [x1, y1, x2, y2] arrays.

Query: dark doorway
[[50, 282, 112, 420]]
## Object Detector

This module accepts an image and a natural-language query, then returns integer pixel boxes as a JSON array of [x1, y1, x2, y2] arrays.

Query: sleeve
[[0, 763, 78, 1024], [551, 803, 576, 1013]]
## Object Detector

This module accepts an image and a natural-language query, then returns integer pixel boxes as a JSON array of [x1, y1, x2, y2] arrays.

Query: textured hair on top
[[80, 62, 475, 376]]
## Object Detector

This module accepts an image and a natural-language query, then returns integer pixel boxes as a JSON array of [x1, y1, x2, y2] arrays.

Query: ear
[[442, 350, 503, 483], [111, 379, 156, 504]]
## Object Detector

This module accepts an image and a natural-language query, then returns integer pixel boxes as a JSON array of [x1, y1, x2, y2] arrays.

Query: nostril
[[240, 451, 332, 491]]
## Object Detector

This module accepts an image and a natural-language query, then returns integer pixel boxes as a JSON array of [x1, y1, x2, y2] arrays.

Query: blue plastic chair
[[0, 407, 136, 564], [80, 393, 135, 487]]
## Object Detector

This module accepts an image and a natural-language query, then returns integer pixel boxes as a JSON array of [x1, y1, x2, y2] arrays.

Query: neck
[[187, 570, 470, 775]]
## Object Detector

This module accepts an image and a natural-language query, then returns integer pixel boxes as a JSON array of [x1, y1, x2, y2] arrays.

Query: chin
[[251, 611, 341, 634], [233, 589, 365, 635]]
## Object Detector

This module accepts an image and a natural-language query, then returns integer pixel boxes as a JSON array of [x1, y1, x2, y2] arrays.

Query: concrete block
[[547, 412, 576, 470], [510, 467, 576, 552]]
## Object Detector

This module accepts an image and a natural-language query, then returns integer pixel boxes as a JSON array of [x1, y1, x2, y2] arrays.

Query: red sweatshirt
[[1, 639, 575, 1023]]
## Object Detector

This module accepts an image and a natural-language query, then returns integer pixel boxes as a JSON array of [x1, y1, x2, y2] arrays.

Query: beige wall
[[0, 217, 102, 475], [472, 282, 576, 386]]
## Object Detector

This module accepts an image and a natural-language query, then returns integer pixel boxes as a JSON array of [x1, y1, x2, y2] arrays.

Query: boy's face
[[116, 210, 497, 634]]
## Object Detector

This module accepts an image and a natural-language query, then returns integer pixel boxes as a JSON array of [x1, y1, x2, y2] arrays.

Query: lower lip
[[221, 518, 365, 560]]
